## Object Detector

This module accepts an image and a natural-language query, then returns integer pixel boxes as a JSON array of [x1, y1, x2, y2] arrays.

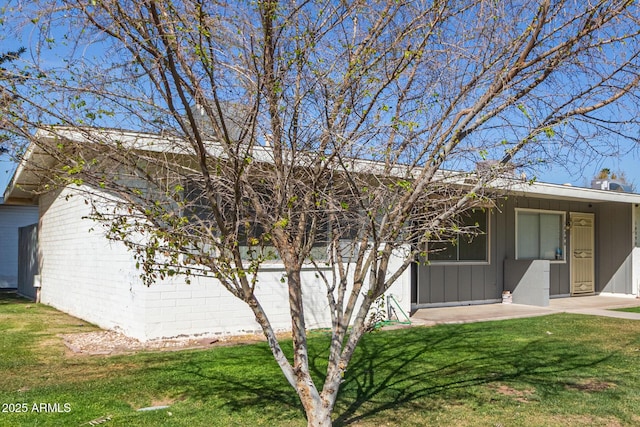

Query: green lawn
[[612, 306, 640, 314], [2, 291, 640, 426]]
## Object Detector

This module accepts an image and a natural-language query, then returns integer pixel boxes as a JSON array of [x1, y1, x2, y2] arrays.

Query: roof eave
[[5, 126, 640, 206], [503, 180, 640, 204]]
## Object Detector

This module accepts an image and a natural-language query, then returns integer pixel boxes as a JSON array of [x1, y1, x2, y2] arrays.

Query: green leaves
[[517, 103, 530, 119], [543, 126, 555, 138], [274, 217, 289, 228]]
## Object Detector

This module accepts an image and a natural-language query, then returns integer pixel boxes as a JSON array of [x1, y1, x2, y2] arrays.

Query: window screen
[[516, 210, 564, 260]]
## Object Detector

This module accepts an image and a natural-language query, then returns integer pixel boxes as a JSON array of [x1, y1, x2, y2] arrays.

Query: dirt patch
[[129, 395, 182, 411], [543, 414, 623, 427], [61, 330, 270, 356], [490, 383, 535, 403], [565, 379, 616, 392], [149, 396, 177, 407]]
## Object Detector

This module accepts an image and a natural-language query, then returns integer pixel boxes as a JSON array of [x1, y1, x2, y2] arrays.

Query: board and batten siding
[[505, 197, 595, 297], [597, 202, 634, 295], [0, 204, 39, 288], [413, 195, 639, 306], [38, 185, 411, 341], [415, 203, 503, 306]]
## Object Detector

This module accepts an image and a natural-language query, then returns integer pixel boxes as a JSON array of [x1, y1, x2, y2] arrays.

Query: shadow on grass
[[146, 342, 305, 415], [0, 290, 31, 304], [332, 322, 611, 425], [0, 294, 625, 426], [138, 317, 612, 426]]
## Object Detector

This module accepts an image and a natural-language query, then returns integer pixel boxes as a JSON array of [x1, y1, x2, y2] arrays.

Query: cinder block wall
[[37, 186, 413, 341], [39, 187, 144, 337]]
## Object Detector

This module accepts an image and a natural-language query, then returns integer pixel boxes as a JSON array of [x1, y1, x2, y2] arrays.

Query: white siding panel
[[0, 205, 39, 288]]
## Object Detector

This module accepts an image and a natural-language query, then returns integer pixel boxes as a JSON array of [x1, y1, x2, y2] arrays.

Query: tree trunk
[[305, 406, 332, 427], [292, 366, 335, 427], [294, 346, 345, 427]]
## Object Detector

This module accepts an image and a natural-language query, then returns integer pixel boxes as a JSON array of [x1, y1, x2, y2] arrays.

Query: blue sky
[[544, 153, 639, 188], [1, 157, 16, 198], [1, 3, 638, 200]]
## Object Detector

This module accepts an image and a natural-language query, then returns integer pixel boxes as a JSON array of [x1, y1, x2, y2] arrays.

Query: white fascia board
[[501, 179, 640, 204], [35, 127, 201, 155], [33, 127, 422, 178]]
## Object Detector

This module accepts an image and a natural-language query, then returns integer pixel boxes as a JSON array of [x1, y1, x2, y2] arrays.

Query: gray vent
[[591, 179, 632, 192]]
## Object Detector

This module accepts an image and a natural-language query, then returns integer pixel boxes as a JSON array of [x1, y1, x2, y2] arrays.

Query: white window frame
[[515, 208, 566, 263], [633, 204, 640, 248], [428, 209, 491, 265]]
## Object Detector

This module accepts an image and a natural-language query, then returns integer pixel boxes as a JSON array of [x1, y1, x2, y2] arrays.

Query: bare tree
[[0, 47, 26, 153], [5, 0, 640, 425]]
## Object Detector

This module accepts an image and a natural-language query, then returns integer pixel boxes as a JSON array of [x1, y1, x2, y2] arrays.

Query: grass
[[1, 291, 640, 426], [612, 306, 640, 314]]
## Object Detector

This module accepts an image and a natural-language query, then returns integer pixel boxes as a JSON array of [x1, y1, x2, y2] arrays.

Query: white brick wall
[[39, 187, 145, 337], [38, 185, 412, 341]]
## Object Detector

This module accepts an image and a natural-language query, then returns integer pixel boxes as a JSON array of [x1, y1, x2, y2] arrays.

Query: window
[[183, 178, 215, 221], [516, 209, 565, 261], [238, 215, 329, 262], [429, 209, 489, 262], [181, 177, 329, 262]]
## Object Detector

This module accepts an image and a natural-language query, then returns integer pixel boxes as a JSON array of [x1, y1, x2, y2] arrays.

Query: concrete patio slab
[[410, 295, 640, 326]]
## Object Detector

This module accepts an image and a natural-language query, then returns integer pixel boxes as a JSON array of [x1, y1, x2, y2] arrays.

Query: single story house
[[4, 129, 640, 340]]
